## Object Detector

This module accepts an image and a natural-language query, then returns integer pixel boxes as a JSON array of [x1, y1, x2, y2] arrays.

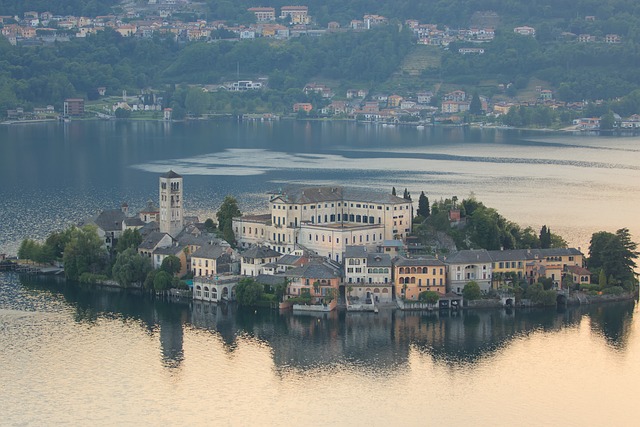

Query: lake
[[1, 120, 640, 425]]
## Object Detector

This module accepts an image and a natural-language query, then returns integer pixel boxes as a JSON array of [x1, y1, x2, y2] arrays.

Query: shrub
[[602, 286, 624, 295], [78, 272, 109, 284]]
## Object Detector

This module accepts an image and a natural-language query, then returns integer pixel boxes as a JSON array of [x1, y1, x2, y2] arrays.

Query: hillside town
[[2, 3, 638, 130], [78, 171, 593, 312]]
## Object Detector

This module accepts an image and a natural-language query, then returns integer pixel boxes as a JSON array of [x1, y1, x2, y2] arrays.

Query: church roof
[[161, 170, 181, 179]]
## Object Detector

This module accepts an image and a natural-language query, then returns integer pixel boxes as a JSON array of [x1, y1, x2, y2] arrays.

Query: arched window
[[422, 267, 428, 274], [399, 267, 405, 274], [410, 277, 416, 284], [399, 277, 405, 284], [411, 267, 417, 274]]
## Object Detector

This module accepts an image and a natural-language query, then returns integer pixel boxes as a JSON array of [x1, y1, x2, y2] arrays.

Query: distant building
[[248, 7, 276, 22], [280, 6, 309, 24], [513, 26, 536, 36], [63, 98, 84, 116]]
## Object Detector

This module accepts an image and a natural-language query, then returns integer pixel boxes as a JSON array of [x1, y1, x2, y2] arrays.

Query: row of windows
[[494, 261, 524, 269], [397, 267, 444, 275], [398, 277, 444, 286], [308, 233, 383, 244]]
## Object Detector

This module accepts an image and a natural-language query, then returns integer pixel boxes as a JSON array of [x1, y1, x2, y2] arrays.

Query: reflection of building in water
[[186, 296, 633, 369], [190, 300, 238, 347], [158, 316, 184, 368]]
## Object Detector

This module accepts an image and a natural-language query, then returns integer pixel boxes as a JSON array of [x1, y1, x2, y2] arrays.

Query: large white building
[[159, 170, 183, 237], [233, 186, 412, 262]]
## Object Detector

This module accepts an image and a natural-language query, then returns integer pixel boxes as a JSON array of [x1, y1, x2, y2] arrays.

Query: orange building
[[394, 256, 446, 300]]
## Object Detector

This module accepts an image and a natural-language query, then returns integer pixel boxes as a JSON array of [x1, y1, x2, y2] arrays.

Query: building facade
[[233, 186, 412, 262], [159, 170, 184, 237]]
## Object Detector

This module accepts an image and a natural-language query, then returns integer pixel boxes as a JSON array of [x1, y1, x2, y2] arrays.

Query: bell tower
[[159, 170, 183, 236]]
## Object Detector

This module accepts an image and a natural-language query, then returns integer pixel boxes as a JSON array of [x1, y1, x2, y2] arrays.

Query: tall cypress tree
[[417, 191, 430, 218]]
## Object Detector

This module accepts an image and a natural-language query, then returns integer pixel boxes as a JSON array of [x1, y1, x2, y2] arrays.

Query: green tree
[[419, 290, 440, 304], [63, 225, 108, 281], [160, 255, 182, 276], [539, 225, 551, 249], [392, 187, 396, 196], [204, 218, 217, 232], [144, 269, 157, 290], [114, 107, 131, 118], [589, 228, 638, 285], [598, 269, 607, 288], [216, 195, 241, 246], [469, 92, 482, 115], [185, 87, 210, 116], [417, 191, 430, 218], [599, 111, 616, 130], [153, 270, 173, 291], [235, 277, 264, 306], [403, 188, 411, 201], [463, 281, 481, 300], [112, 247, 152, 288], [115, 228, 142, 253]]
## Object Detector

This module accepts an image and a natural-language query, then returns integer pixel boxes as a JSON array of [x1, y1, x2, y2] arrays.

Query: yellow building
[[394, 256, 446, 300]]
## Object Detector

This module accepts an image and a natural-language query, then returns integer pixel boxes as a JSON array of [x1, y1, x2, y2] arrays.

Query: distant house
[[458, 47, 485, 55], [241, 246, 281, 276], [539, 89, 553, 100], [280, 6, 309, 24], [578, 34, 596, 43], [443, 90, 466, 102], [513, 26, 535, 36], [303, 83, 332, 98], [441, 100, 470, 114], [605, 34, 621, 44], [445, 249, 493, 294], [248, 7, 276, 22], [63, 98, 84, 117], [387, 94, 403, 108], [417, 92, 433, 104], [293, 103, 313, 113], [565, 265, 591, 285], [394, 256, 447, 300]]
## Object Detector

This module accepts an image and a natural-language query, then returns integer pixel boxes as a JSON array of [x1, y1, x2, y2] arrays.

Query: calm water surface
[[1, 120, 640, 425], [0, 274, 638, 426]]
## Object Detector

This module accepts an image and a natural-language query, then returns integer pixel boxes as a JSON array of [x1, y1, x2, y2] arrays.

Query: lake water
[[1, 120, 640, 425]]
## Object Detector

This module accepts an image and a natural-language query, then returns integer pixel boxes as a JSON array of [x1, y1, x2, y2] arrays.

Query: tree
[[417, 191, 430, 218], [63, 225, 108, 281], [403, 188, 411, 201], [216, 196, 241, 246], [114, 107, 131, 119], [153, 270, 173, 292], [160, 255, 182, 276], [589, 228, 638, 285], [235, 278, 264, 306], [463, 281, 481, 300], [204, 218, 217, 232], [112, 247, 152, 288], [539, 225, 551, 249], [599, 111, 616, 130], [419, 290, 440, 304], [392, 187, 396, 196], [185, 87, 210, 116], [469, 92, 482, 115], [115, 228, 142, 253], [312, 280, 320, 296]]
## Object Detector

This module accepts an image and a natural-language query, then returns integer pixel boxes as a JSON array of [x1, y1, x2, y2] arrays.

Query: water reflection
[[12, 275, 636, 372]]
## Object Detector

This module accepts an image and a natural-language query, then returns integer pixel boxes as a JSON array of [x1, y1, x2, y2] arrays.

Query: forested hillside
[[3, 0, 640, 117]]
